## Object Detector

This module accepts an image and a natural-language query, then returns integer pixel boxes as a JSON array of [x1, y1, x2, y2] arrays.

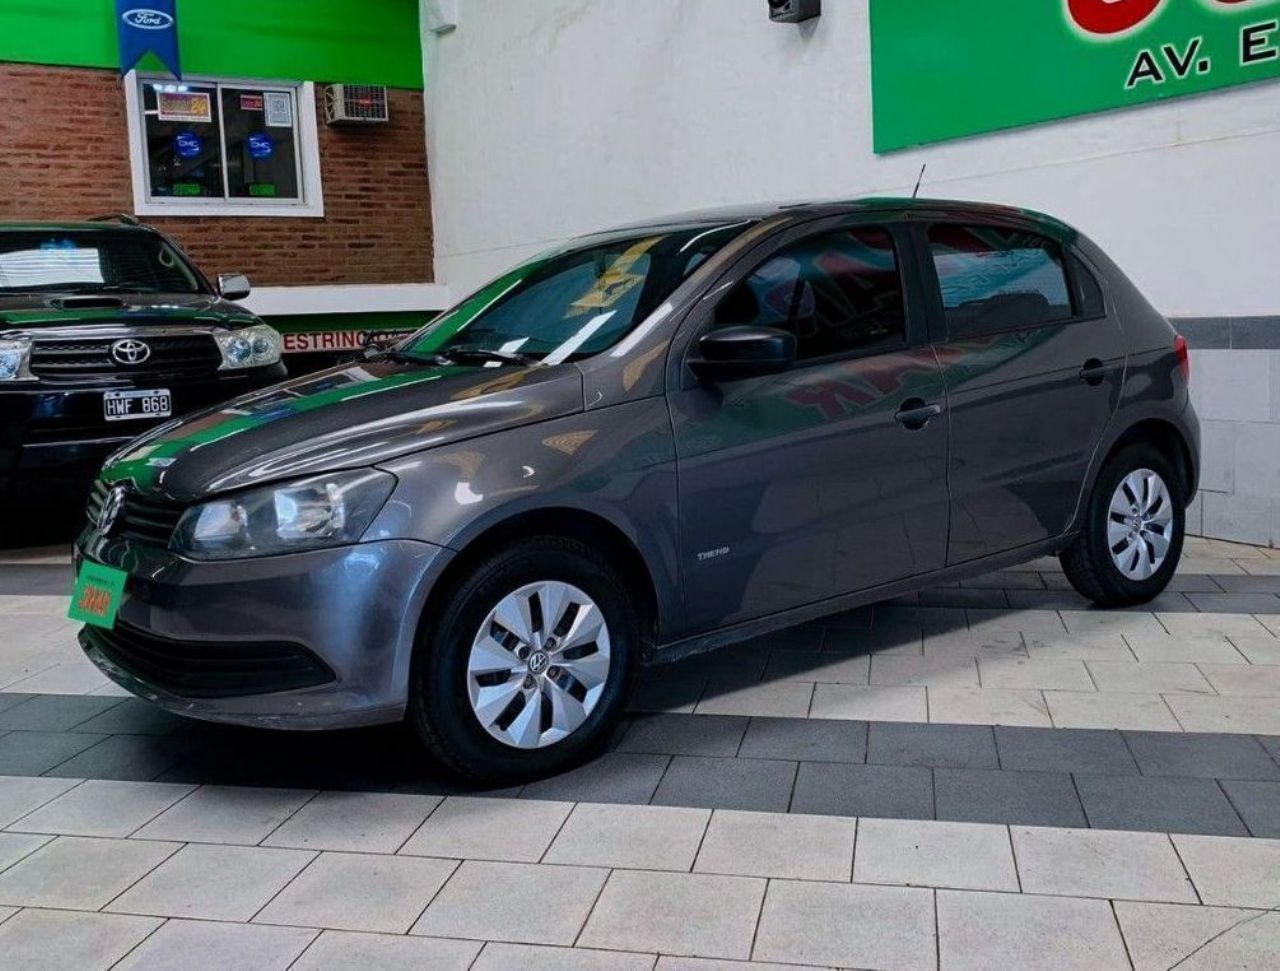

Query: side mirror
[[217, 272, 252, 301], [689, 325, 796, 382]]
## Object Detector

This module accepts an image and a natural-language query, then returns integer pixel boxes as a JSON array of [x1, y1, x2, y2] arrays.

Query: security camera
[[768, 0, 820, 23]]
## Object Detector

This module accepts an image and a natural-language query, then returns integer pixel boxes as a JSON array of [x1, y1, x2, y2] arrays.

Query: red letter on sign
[[1068, 0, 1163, 35]]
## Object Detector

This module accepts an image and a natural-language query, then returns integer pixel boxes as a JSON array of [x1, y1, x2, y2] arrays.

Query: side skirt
[[649, 534, 1075, 666]]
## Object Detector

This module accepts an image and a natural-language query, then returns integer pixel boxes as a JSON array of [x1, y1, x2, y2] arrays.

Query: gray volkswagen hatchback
[[74, 199, 1199, 782]]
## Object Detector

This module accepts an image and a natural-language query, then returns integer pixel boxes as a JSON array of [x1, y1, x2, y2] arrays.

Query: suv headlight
[[0, 336, 34, 381], [215, 324, 283, 370], [172, 469, 396, 560]]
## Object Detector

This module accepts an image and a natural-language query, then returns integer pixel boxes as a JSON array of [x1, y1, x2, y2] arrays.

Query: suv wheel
[[408, 536, 638, 784], [1060, 443, 1185, 607]]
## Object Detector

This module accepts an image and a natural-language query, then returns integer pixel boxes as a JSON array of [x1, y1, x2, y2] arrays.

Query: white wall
[[423, 0, 1280, 315]]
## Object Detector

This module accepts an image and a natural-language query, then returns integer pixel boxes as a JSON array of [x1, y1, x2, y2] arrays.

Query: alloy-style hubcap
[[1107, 468, 1175, 581], [466, 580, 612, 750]]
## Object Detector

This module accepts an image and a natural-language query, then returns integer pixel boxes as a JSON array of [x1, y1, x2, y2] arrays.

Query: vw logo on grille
[[110, 339, 151, 365], [98, 486, 127, 536]]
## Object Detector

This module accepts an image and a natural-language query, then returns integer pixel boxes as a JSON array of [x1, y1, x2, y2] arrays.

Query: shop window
[[125, 74, 323, 217]]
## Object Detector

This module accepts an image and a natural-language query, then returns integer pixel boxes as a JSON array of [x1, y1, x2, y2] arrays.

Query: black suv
[[0, 218, 286, 495]]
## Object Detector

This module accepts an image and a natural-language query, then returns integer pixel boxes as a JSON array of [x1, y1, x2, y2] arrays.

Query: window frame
[[915, 219, 1107, 342], [689, 218, 924, 375], [123, 70, 325, 219]]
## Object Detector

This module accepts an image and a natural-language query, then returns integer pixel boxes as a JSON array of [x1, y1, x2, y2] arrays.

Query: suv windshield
[[0, 229, 205, 294], [401, 220, 755, 364]]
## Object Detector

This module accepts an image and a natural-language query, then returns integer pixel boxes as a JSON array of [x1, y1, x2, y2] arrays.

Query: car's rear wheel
[[1060, 442, 1185, 607], [408, 536, 638, 784]]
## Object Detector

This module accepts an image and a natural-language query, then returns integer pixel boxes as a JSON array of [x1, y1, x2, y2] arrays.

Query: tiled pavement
[[0, 537, 1279, 966]]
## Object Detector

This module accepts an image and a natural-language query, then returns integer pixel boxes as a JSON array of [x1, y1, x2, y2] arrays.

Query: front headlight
[[215, 324, 283, 370], [0, 336, 34, 381], [172, 469, 396, 560]]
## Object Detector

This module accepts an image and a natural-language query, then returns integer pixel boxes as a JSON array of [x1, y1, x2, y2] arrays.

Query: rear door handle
[[895, 398, 943, 431], [1079, 358, 1108, 386]]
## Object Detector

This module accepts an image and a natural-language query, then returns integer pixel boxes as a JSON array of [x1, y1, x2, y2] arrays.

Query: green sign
[[871, 0, 1280, 152], [0, 0, 423, 89], [69, 560, 128, 629]]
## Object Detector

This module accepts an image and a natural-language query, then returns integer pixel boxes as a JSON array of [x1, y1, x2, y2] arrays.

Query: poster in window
[[157, 91, 212, 124], [263, 92, 293, 128], [239, 94, 264, 112], [172, 131, 203, 159], [247, 133, 274, 159]]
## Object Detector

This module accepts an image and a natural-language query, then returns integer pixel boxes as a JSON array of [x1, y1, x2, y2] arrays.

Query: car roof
[[0, 220, 154, 233], [607, 196, 1074, 237]]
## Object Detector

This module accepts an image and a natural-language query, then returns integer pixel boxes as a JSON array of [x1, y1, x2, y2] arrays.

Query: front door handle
[[1079, 358, 1108, 386], [895, 398, 943, 431]]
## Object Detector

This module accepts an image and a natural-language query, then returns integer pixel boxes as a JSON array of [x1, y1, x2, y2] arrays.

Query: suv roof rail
[[87, 213, 142, 226]]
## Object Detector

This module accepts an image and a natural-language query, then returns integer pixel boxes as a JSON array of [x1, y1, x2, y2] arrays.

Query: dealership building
[[2, 0, 1278, 545]]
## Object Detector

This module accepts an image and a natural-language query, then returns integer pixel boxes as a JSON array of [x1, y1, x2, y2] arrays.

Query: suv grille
[[87, 480, 187, 548], [31, 334, 221, 379], [83, 623, 335, 698]]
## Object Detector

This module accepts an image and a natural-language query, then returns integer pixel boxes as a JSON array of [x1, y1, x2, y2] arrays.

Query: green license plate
[[68, 561, 128, 630]]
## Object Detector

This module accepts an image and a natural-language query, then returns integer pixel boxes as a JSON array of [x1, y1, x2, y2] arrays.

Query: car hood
[[0, 292, 258, 331], [100, 359, 585, 501]]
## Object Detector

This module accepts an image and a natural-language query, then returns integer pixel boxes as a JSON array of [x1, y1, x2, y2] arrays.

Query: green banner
[[871, 0, 1280, 152], [0, 0, 423, 88]]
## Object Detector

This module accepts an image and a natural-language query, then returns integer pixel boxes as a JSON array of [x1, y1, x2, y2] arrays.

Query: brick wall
[[0, 63, 432, 286]]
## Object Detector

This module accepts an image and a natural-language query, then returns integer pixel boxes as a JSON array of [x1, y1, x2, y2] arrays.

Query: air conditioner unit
[[324, 84, 389, 125]]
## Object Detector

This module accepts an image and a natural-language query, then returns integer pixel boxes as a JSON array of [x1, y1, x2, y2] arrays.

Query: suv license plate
[[103, 389, 172, 422]]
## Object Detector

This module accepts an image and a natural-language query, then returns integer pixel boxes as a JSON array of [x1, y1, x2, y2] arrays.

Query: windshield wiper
[[435, 345, 542, 366]]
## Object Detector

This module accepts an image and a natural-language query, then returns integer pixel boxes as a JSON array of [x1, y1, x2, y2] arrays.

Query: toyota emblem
[[98, 486, 126, 536], [111, 339, 151, 365]]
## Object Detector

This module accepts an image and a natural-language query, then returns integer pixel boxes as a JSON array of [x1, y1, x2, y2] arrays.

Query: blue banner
[[115, 0, 181, 78]]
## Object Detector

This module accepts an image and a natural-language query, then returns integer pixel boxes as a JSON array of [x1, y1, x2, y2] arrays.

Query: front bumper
[[0, 365, 285, 479], [76, 537, 454, 729]]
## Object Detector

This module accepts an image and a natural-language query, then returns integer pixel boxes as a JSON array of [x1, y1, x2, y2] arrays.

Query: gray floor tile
[[107, 843, 315, 921], [0, 909, 162, 971], [652, 756, 796, 812], [544, 803, 709, 871], [0, 694, 30, 715], [400, 796, 570, 863], [473, 942, 655, 970], [0, 832, 52, 872], [1220, 779, 1280, 837], [1212, 574, 1280, 593], [1014, 826, 1197, 902], [115, 918, 317, 971], [9, 779, 193, 837], [995, 726, 1138, 775], [133, 784, 315, 844], [0, 775, 81, 827], [0, 835, 177, 910], [1187, 592, 1280, 613], [293, 929, 481, 970], [40, 733, 199, 781], [1115, 901, 1280, 971], [938, 890, 1128, 971], [257, 852, 458, 933], [0, 695, 122, 732], [264, 791, 440, 853], [695, 809, 856, 881], [519, 752, 669, 805], [1173, 833, 1280, 908], [579, 869, 764, 961], [1124, 730, 1280, 780], [754, 880, 936, 970], [789, 762, 933, 819], [1260, 735, 1280, 761], [615, 713, 748, 757], [935, 768, 1087, 827], [867, 722, 998, 769], [854, 818, 1018, 891], [70, 698, 191, 735], [919, 586, 1010, 608], [1074, 773, 1248, 836], [737, 716, 867, 763], [0, 730, 107, 775], [414, 860, 607, 946]]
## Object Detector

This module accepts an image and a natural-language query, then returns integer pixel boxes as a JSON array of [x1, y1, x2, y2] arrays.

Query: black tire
[[408, 535, 639, 785], [1060, 442, 1185, 607]]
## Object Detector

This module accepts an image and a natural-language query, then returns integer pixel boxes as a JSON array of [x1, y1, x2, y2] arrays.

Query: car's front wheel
[[1060, 442, 1185, 607], [408, 536, 638, 784]]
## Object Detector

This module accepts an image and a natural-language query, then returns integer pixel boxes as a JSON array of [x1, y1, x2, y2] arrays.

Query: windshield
[[0, 229, 205, 294], [401, 221, 754, 364]]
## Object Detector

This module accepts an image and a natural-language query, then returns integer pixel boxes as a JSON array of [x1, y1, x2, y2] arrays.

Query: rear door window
[[928, 224, 1072, 338]]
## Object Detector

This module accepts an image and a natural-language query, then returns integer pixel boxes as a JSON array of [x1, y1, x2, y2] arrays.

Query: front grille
[[83, 622, 335, 698], [87, 479, 187, 548], [31, 334, 221, 379]]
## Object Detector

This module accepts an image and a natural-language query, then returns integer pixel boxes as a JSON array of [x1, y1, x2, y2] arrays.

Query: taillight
[[1174, 334, 1190, 383]]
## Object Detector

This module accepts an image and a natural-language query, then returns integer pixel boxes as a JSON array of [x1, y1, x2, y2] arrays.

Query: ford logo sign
[[122, 8, 175, 30]]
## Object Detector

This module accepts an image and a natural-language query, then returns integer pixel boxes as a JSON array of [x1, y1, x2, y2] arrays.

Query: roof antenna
[[912, 163, 927, 199]]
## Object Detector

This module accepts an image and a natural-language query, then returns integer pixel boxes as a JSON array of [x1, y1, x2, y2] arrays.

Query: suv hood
[[101, 359, 585, 501], [0, 292, 258, 331]]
